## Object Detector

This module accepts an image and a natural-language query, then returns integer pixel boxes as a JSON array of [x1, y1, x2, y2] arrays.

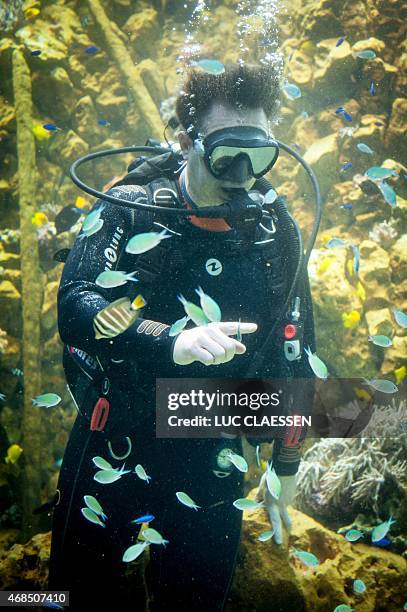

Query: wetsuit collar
[[178, 171, 232, 232]]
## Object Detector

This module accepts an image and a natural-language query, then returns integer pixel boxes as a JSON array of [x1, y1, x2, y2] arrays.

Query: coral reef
[[296, 400, 407, 530]]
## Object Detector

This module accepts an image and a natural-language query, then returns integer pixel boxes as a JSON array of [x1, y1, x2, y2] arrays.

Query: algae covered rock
[[229, 500, 406, 611]]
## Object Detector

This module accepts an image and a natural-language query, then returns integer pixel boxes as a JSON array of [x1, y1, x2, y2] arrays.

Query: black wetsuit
[[48, 182, 316, 610]]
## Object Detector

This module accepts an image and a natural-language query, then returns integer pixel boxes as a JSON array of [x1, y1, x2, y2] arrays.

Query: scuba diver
[[48, 63, 319, 610]]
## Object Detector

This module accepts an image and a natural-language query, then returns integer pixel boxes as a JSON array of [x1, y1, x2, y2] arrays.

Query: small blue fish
[[255, 445, 261, 467], [373, 537, 390, 547], [393, 308, 407, 328], [353, 579, 366, 594], [236, 317, 242, 342], [378, 181, 397, 207], [97, 119, 110, 126], [357, 143, 374, 155], [371, 515, 396, 542], [340, 204, 353, 210], [345, 529, 364, 542], [326, 237, 347, 248], [43, 123, 61, 132], [283, 83, 302, 100], [300, 111, 309, 118], [369, 81, 376, 95], [85, 45, 100, 54], [30, 50, 42, 56], [341, 162, 353, 172], [342, 110, 352, 122], [190, 59, 225, 75], [362, 378, 398, 394], [335, 107, 345, 115], [336, 36, 347, 47], [10, 368, 23, 376], [355, 49, 376, 59], [131, 514, 155, 524], [350, 242, 360, 274], [291, 548, 319, 567]]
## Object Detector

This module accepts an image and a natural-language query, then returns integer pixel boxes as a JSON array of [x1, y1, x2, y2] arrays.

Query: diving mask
[[195, 126, 279, 181]]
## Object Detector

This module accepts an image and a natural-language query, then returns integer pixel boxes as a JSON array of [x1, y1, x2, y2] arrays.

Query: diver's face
[[178, 102, 269, 205]]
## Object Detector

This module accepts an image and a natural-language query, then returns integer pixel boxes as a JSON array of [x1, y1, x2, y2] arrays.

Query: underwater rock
[[296, 133, 339, 199], [0, 281, 21, 338], [41, 281, 59, 337], [32, 68, 77, 124], [312, 40, 356, 105], [358, 240, 391, 309], [230, 500, 406, 611], [73, 95, 101, 146], [57, 130, 89, 166], [123, 9, 160, 59], [136, 59, 167, 108], [0, 531, 51, 591], [365, 308, 393, 339], [390, 234, 407, 285], [386, 98, 407, 161]]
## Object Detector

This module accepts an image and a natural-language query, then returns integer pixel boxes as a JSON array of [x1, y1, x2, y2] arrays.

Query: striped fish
[[93, 295, 146, 340]]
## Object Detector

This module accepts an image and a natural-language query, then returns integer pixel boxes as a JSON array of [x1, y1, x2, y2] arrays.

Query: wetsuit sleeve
[[57, 185, 175, 368], [271, 268, 317, 476]]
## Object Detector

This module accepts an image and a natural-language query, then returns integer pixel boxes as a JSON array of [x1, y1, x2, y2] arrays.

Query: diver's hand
[[172, 321, 257, 366], [256, 473, 296, 545]]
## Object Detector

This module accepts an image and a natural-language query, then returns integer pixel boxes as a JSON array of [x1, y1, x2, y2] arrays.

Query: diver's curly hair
[[175, 62, 281, 139]]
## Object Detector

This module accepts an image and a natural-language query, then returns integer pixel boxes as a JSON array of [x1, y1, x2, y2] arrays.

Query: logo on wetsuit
[[205, 258, 223, 276], [104, 226, 124, 270]]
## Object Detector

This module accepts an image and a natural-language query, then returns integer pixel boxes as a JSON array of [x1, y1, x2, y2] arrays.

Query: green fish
[[378, 181, 397, 207], [368, 335, 392, 348], [177, 294, 210, 326], [292, 548, 319, 567], [357, 143, 374, 155], [334, 606, 354, 612], [81, 205, 105, 233], [142, 527, 169, 546], [32, 393, 61, 408], [79, 218, 104, 238], [371, 515, 396, 543], [176, 491, 200, 510], [344, 529, 364, 542], [135, 464, 151, 483], [125, 229, 171, 255], [195, 286, 222, 322], [258, 530, 275, 542], [354, 49, 376, 59], [365, 166, 398, 181], [362, 378, 398, 394], [225, 450, 248, 473], [92, 456, 113, 470], [353, 579, 366, 594], [95, 270, 139, 289], [304, 346, 328, 380], [266, 464, 281, 500], [169, 315, 190, 337], [233, 498, 264, 511], [94, 465, 130, 484], [283, 83, 302, 100], [83, 495, 107, 520], [236, 318, 242, 342], [81, 507, 105, 527], [122, 541, 149, 562], [190, 59, 225, 75], [393, 308, 407, 328]]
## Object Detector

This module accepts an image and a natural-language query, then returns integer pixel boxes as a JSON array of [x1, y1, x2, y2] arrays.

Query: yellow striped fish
[[93, 295, 146, 340]]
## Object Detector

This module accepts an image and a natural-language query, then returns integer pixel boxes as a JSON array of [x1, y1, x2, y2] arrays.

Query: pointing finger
[[215, 322, 258, 336]]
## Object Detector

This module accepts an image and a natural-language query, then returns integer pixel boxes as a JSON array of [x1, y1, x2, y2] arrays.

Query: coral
[[369, 219, 399, 248], [296, 400, 407, 526], [0, 329, 8, 355]]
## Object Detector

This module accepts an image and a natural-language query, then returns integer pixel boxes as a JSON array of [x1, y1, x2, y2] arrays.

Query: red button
[[284, 324, 297, 339]]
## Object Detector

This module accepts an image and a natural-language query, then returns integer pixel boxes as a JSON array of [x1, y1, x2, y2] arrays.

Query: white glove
[[172, 321, 257, 366], [256, 472, 297, 544]]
